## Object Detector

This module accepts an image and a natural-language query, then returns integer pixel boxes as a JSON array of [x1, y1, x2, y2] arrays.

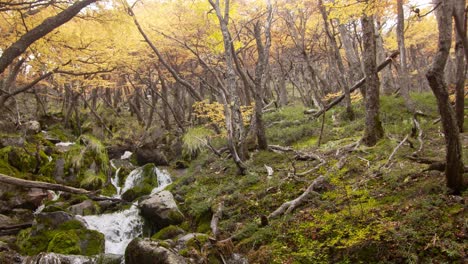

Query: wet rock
[[68, 200, 99, 216], [139, 191, 184, 230], [22, 252, 95, 264], [0, 214, 16, 226], [125, 238, 187, 264], [120, 164, 162, 202]]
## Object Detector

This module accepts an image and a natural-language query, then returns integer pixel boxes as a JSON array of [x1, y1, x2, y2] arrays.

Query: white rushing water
[[82, 165, 172, 255]]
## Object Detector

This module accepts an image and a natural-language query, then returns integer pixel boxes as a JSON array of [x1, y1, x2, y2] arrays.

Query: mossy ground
[[171, 93, 468, 263]]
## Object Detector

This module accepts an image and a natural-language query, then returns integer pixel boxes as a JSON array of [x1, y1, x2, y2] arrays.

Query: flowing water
[[82, 165, 172, 255]]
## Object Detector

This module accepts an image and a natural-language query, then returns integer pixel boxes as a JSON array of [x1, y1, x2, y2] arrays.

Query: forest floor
[[0, 92, 466, 264], [168, 92, 468, 263]]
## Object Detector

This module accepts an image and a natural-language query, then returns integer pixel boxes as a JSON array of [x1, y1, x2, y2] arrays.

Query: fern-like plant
[[182, 126, 214, 156]]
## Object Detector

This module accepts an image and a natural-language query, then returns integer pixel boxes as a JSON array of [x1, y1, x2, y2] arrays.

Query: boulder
[[139, 191, 184, 230], [120, 164, 161, 202], [22, 252, 97, 264], [0, 241, 22, 264], [68, 200, 99, 216], [22, 121, 41, 135], [125, 238, 186, 264], [17, 212, 105, 256], [0, 136, 24, 148], [135, 147, 168, 166], [8, 188, 48, 211]]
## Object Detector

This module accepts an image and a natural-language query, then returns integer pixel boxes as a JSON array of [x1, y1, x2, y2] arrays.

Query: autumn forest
[[0, 0, 466, 263]]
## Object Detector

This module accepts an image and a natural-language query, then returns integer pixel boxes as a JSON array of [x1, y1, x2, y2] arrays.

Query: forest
[[0, 0, 466, 263]]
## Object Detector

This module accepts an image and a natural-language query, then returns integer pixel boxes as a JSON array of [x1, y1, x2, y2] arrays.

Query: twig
[[380, 134, 409, 170], [268, 176, 327, 219]]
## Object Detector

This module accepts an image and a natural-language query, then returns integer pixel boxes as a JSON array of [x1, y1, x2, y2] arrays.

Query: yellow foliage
[[193, 100, 254, 131], [323, 91, 362, 103]]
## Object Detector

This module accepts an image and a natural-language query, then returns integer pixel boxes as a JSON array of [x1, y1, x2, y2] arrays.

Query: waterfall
[[82, 165, 172, 255]]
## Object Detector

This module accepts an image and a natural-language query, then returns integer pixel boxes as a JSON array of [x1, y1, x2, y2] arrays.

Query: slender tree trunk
[[339, 23, 364, 97], [397, 0, 416, 112], [376, 20, 396, 95], [319, 0, 354, 119], [427, 0, 464, 194], [453, 0, 466, 132], [209, 0, 247, 174], [361, 14, 384, 146]]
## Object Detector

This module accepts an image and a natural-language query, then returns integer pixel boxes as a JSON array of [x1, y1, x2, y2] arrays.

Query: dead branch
[[380, 134, 409, 170], [268, 176, 327, 219], [211, 201, 224, 240], [306, 51, 400, 118], [412, 115, 424, 156], [0, 222, 33, 236], [407, 157, 468, 172]]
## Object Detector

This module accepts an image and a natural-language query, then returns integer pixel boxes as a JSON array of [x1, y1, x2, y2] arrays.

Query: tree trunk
[[361, 14, 384, 146], [396, 0, 416, 112], [319, 0, 354, 119], [376, 20, 396, 95], [426, 0, 464, 194], [453, 0, 466, 132], [339, 23, 364, 96], [209, 0, 248, 174]]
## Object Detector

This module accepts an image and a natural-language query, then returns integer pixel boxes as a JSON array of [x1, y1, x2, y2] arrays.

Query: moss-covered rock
[[121, 164, 161, 202], [151, 225, 185, 240], [16, 212, 104, 256]]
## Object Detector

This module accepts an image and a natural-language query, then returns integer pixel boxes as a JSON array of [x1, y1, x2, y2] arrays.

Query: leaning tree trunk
[[426, 0, 464, 194], [361, 14, 384, 146], [339, 23, 364, 97]]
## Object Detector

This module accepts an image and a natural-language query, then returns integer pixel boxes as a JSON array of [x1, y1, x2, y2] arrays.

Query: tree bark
[[361, 14, 384, 146], [426, 0, 464, 194]]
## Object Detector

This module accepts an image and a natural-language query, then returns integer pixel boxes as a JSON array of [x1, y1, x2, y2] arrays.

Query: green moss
[[152, 225, 185, 240], [101, 183, 117, 197], [121, 164, 160, 201], [185, 234, 209, 249], [47, 231, 81, 255], [16, 219, 104, 256]]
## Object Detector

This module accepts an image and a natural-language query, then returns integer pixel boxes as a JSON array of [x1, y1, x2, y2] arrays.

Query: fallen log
[[268, 175, 328, 219], [306, 51, 400, 118], [0, 173, 90, 194], [0, 222, 33, 236], [0, 173, 128, 204]]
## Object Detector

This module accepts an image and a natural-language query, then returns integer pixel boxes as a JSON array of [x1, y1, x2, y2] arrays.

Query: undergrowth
[[171, 93, 467, 263]]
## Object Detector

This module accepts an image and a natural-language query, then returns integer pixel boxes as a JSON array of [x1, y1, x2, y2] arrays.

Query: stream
[[82, 164, 172, 255]]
